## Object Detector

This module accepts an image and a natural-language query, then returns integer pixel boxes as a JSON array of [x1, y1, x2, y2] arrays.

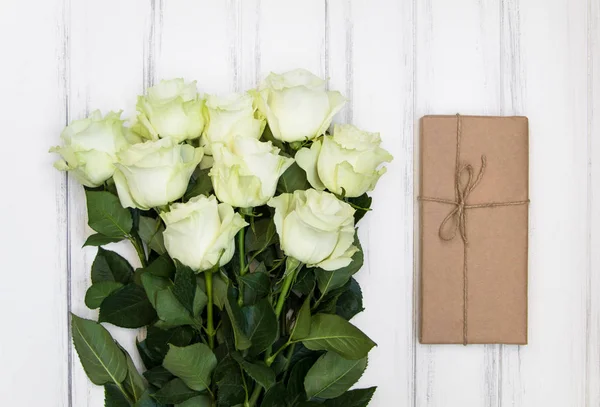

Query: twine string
[[419, 114, 529, 345]]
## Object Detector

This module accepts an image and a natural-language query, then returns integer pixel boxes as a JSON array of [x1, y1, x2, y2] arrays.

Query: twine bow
[[419, 114, 529, 345]]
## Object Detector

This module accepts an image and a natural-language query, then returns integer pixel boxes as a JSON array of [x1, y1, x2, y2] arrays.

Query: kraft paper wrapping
[[419, 115, 529, 345]]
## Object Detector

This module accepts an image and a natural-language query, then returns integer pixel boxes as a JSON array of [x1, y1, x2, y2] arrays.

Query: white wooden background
[[0, 0, 598, 406]]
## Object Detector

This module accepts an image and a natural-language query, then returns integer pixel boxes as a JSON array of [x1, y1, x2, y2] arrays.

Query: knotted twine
[[419, 114, 529, 345]]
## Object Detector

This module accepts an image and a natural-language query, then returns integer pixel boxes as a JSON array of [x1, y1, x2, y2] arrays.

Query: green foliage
[[304, 352, 368, 399], [163, 343, 217, 391], [346, 193, 372, 224], [85, 190, 132, 238], [314, 235, 363, 296], [74, 170, 379, 407], [99, 283, 157, 328], [84, 233, 123, 247], [184, 168, 213, 200], [85, 281, 123, 309], [138, 216, 166, 255], [152, 378, 202, 404], [290, 296, 311, 341], [302, 314, 376, 360], [104, 383, 131, 407], [91, 248, 134, 284], [71, 314, 128, 386], [323, 387, 377, 407], [173, 261, 197, 314], [277, 162, 311, 193]]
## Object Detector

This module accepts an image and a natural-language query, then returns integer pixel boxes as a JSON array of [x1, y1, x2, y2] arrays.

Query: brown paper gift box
[[419, 115, 529, 345]]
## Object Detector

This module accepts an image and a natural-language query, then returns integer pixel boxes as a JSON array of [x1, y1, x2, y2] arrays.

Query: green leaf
[[224, 288, 252, 351], [304, 352, 367, 399], [173, 261, 197, 314], [92, 248, 134, 284], [175, 395, 211, 407], [85, 281, 124, 309], [86, 190, 132, 238], [104, 383, 131, 407], [293, 269, 315, 295], [291, 296, 311, 340], [243, 299, 278, 355], [213, 356, 246, 407], [261, 382, 287, 407], [277, 162, 311, 193], [193, 285, 208, 317], [123, 348, 145, 402], [144, 254, 176, 278], [286, 357, 317, 405], [240, 272, 270, 305], [162, 343, 217, 392], [233, 354, 275, 390], [323, 387, 377, 407], [137, 339, 161, 370], [71, 314, 128, 385], [301, 314, 375, 360], [213, 273, 229, 310], [346, 194, 372, 224], [184, 168, 213, 200], [143, 366, 174, 388], [315, 237, 363, 296], [152, 378, 201, 404], [245, 218, 278, 253], [99, 284, 157, 328], [134, 390, 167, 406], [84, 233, 124, 247], [141, 273, 171, 309], [155, 289, 196, 327], [336, 279, 364, 320], [146, 325, 194, 363], [138, 216, 166, 255]]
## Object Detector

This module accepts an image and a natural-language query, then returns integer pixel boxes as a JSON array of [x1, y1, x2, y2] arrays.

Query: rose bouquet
[[52, 69, 392, 407]]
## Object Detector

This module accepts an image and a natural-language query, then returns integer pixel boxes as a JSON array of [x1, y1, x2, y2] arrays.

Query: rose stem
[[205, 269, 215, 349], [249, 259, 302, 407], [128, 236, 147, 268], [237, 209, 250, 306]]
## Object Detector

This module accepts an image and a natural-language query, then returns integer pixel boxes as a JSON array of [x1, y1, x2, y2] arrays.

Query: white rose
[[295, 124, 393, 197], [209, 136, 294, 208], [133, 79, 205, 143], [161, 195, 248, 272], [202, 92, 265, 155], [267, 189, 358, 271], [113, 138, 203, 210], [50, 110, 139, 187], [253, 69, 345, 142]]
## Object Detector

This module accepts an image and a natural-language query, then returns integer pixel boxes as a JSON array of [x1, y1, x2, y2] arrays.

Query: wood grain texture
[[588, 1, 600, 406], [1, 0, 599, 406], [515, 1, 590, 406], [0, 0, 71, 405]]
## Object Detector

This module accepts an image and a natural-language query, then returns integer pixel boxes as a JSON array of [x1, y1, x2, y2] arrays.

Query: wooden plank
[[259, 0, 327, 77], [588, 0, 600, 405], [498, 0, 526, 405], [327, 1, 415, 406], [67, 2, 149, 406], [155, 0, 236, 93], [414, 1, 502, 406], [0, 0, 70, 405], [512, 0, 589, 405]]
